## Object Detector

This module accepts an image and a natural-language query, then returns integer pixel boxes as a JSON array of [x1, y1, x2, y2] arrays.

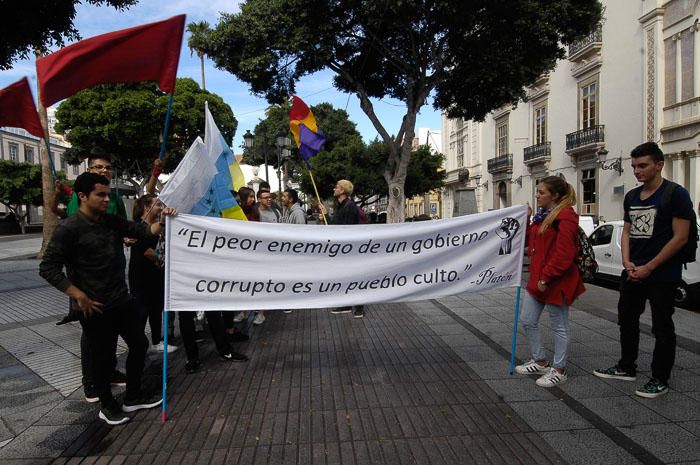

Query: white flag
[[157, 137, 217, 213]]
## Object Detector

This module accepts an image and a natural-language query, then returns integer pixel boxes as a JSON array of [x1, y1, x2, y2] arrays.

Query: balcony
[[487, 154, 513, 174], [565, 125, 605, 155], [568, 24, 602, 61], [523, 142, 551, 165]]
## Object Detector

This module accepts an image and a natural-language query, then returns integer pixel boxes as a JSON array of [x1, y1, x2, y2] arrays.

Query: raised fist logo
[[496, 217, 520, 255]]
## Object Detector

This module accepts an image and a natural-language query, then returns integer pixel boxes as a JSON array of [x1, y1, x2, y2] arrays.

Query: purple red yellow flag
[[289, 95, 325, 166]]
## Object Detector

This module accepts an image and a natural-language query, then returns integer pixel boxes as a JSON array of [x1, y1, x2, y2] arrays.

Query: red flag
[[0, 77, 44, 139], [36, 15, 185, 107]]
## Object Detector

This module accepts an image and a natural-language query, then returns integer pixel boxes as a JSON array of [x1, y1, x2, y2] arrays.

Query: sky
[[0, 0, 442, 155]]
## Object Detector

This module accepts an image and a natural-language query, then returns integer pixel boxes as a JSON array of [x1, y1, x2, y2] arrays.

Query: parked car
[[589, 220, 700, 306]]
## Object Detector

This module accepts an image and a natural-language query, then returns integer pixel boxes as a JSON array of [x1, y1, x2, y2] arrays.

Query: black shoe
[[185, 359, 201, 374], [221, 351, 249, 362], [353, 307, 364, 319], [99, 405, 130, 425], [122, 391, 163, 412], [227, 331, 250, 342], [84, 385, 99, 403], [110, 370, 127, 387], [330, 307, 352, 314], [194, 330, 206, 343]]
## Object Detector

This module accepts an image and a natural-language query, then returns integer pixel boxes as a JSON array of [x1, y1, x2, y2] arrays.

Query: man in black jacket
[[40, 173, 176, 425], [320, 179, 365, 318]]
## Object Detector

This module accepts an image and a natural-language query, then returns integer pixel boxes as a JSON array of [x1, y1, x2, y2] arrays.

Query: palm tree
[[186, 21, 210, 90]]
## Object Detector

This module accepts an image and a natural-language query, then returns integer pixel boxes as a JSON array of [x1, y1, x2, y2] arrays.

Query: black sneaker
[[227, 331, 250, 342], [593, 365, 636, 381], [185, 359, 201, 374], [353, 307, 364, 319], [635, 378, 668, 399], [221, 351, 249, 362], [98, 405, 130, 425], [110, 370, 127, 387], [194, 330, 206, 343], [84, 385, 100, 403], [122, 392, 163, 412]]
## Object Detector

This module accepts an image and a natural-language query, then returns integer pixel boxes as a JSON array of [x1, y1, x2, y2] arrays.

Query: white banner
[[165, 205, 527, 311]]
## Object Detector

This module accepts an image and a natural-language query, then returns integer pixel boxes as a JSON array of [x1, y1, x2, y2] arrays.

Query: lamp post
[[243, 129, 270, 184], [276, 133, 291, 194], [596, 148, 623, 175]]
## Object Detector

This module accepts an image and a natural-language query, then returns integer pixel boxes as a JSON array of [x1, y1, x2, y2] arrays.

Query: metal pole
[[509, 286, 523, 374], [277, 147, 282, 194], [264, 150, 269, 184]]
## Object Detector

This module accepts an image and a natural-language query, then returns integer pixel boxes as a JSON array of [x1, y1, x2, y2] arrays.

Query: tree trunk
[[36, 81, 57, 258], [386, 178, 406, 223], [200, 54, 206, 90]]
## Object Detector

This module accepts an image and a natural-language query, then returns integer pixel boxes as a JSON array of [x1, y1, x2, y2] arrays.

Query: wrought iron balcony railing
[[523, 142, 551, 164], [568, 24, 603, 58], [565, 125, 605, 151], [487, 153, 513, 173]]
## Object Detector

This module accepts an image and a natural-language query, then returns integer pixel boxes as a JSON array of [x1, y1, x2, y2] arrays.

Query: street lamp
[[276, 133, 291, 194], [242, 129, 270, 184], [596, 148, 623, 175]]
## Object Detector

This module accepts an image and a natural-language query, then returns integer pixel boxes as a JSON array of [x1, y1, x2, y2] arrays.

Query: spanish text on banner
[[165, 205, 527, 311]]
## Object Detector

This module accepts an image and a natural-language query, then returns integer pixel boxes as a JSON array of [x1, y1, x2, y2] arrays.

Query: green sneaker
[[593, 365, 636, 381], [635, 378, 668, 399]]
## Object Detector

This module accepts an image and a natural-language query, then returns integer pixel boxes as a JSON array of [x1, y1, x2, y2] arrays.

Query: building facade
[[441, 0, 699, 220], [404, 128, 443, 219]]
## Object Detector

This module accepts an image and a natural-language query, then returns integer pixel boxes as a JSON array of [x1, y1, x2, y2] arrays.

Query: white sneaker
[[536, 368, 568, 388], [515, 359, 550, 375], [282, 310, 292, 314], [252, 313, 266, 325], [164, 343, 178, 353], [150, 342, 178, 353], [233, 311, 248, 323]]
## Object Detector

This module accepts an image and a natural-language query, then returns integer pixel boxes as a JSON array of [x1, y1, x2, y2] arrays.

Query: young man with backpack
[[594, 142, 696, 398]]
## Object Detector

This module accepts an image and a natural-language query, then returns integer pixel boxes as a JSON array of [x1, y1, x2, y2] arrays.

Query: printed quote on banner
[[165, 205, 528, 311]]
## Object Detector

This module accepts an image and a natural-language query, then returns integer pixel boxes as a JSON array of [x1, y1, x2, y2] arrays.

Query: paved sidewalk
[[0, 254, 699, 464]]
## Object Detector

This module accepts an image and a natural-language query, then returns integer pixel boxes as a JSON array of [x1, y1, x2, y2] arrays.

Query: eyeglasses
[[89, 164, 113, 172]]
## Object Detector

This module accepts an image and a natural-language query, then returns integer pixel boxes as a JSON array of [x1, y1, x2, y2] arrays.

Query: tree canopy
[[200, 0, 602, 221], [54, 78, 237, 182], [0, 0, 137, 69]]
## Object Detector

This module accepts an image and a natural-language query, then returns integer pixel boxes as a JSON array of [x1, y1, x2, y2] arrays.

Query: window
[[534, 105, 547, 145], [60, 156, 67, 172], [496, 120, 508, 156], [9, 143, 19, 161], [581, 168, 596, 214], [590, 225, 613, 246], [73, 164, 79, 175], [25, 146, 34, 164], [580, 81, 597, 129], [457, 138, 464, 167]]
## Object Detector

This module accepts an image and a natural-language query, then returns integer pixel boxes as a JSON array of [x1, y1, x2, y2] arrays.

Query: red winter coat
[[526, 205, 585, 306]]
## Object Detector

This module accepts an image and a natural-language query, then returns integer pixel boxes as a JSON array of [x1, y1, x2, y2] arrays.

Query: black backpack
[[625, 181, 698, 264], [552, 220, 598, 281]]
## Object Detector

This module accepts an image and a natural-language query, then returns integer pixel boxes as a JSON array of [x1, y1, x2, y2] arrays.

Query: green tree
[[1, 0, 137, 69], [0, 160, 66, 234], [55, 77, 237, 190], [200, 0, 601, 222], [187, 20, 210, 90]]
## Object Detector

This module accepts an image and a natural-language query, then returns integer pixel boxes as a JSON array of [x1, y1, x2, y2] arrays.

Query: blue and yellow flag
[[191, 104, 247, 220]]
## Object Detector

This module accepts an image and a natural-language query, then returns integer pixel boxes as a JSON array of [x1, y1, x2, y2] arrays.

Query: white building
[[441, 0, 699, 220]]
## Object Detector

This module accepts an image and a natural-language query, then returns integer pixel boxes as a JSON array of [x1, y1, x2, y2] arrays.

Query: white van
[[579, 216, 595, 236], [588, 220, 700, 306]]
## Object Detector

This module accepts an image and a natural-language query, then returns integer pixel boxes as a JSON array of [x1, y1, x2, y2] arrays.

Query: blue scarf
[[532, 207, 552, 225]]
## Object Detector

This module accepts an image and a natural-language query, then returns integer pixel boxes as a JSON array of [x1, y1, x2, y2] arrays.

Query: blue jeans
[[521, 292, 570, 369]]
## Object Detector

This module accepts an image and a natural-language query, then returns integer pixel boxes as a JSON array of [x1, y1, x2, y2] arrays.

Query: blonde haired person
[[515, 176, 585, 387]]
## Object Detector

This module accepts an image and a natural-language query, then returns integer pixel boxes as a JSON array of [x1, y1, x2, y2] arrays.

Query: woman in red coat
[[516, 176, 585, 387]]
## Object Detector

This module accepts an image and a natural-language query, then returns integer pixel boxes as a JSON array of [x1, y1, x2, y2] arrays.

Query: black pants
[[617, 276, 677, 383], [80, 298, 148, 408], [134, 290, 165, 345], [81, 327, 118, 388], [179, 311, 232, 362]]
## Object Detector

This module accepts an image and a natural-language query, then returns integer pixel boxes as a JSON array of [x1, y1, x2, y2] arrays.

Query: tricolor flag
[[289, 95, 325, 166], [36, 15, 185, 107], [190, 104, 247, 221], [0, 77, 44, 138]]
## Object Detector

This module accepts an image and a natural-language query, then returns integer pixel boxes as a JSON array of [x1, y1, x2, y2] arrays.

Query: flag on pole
[[157, 137, 215, 214], [190, 104, 247, 220], [36, 15, 185, 107], [289, 95, 325, 166], [0, 77, 44, 138]]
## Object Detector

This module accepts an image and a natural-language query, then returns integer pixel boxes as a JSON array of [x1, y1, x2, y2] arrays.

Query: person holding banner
[[319, 179, 365, 319], [515, 176, 584, 387], [39, 172, 177, 425]]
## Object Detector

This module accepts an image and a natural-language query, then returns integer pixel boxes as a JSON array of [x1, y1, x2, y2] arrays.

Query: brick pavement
[[0, 255, 699, 464]]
